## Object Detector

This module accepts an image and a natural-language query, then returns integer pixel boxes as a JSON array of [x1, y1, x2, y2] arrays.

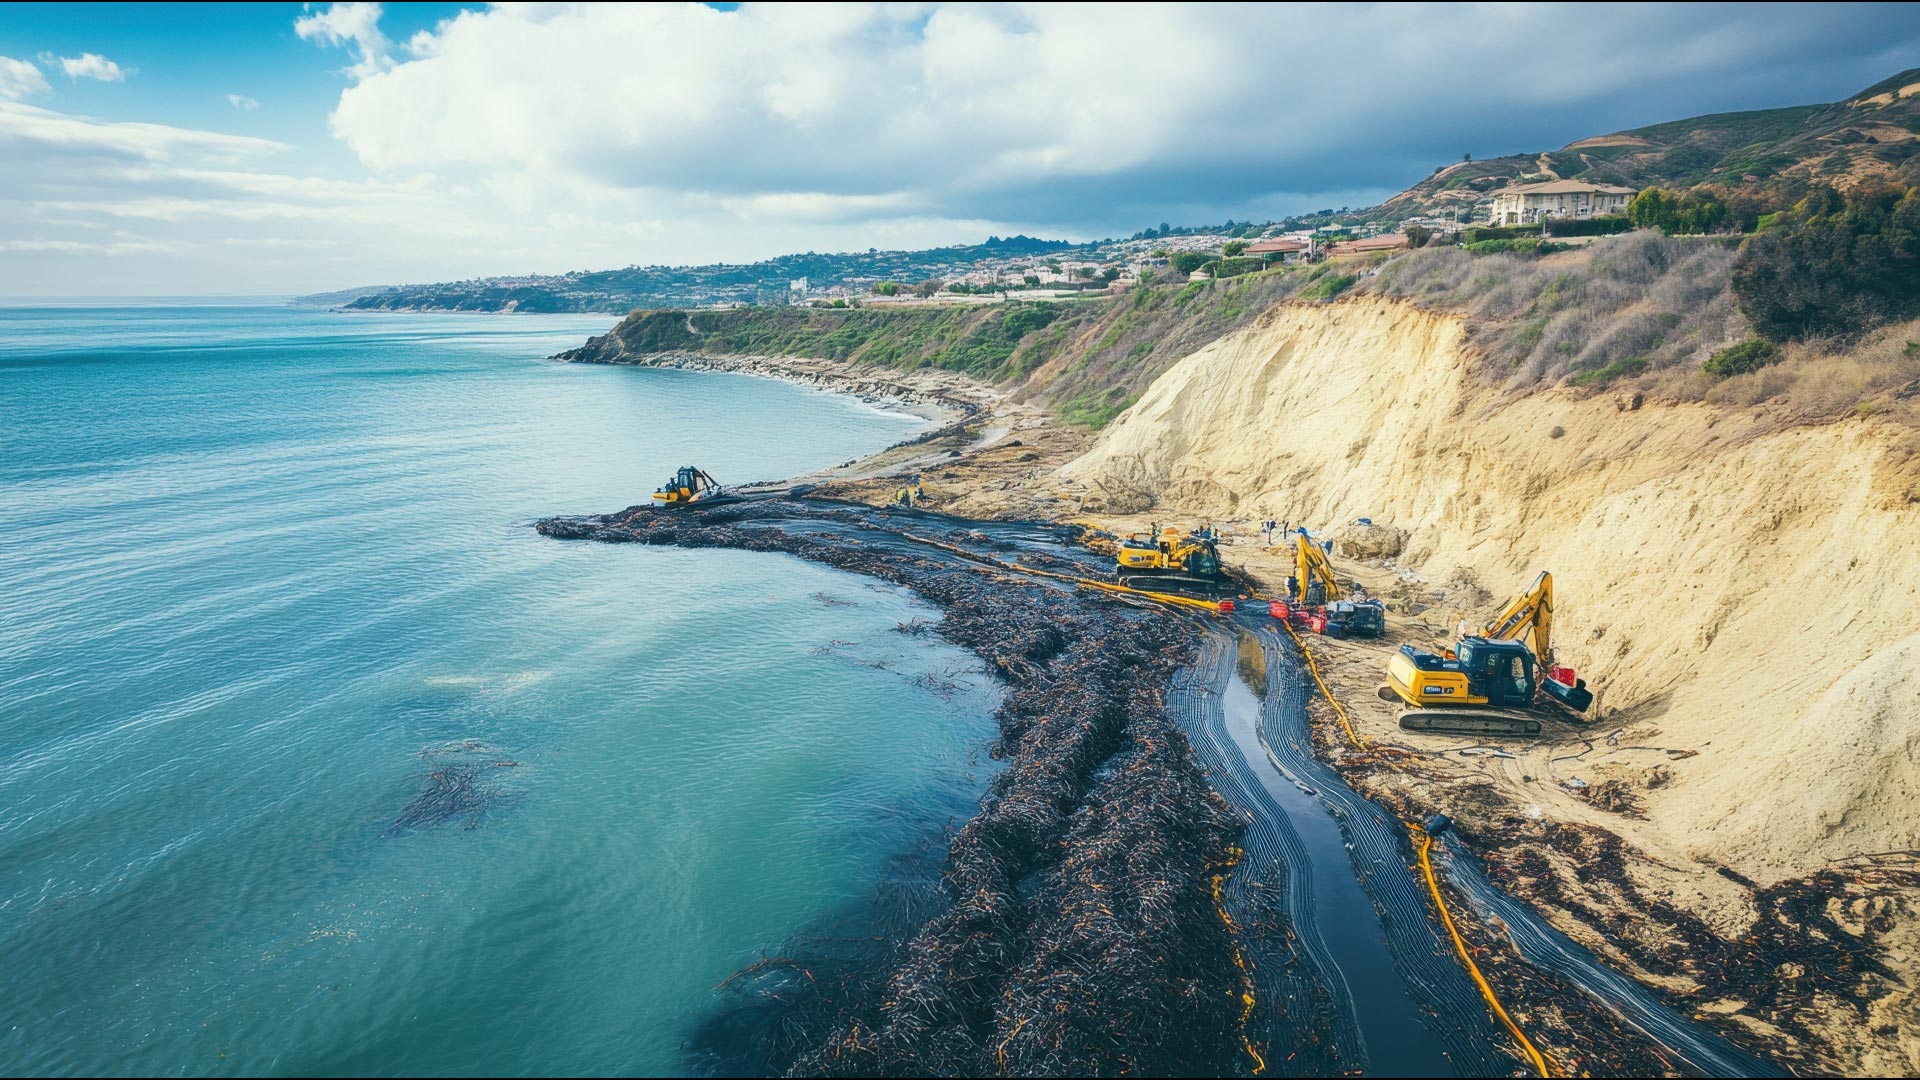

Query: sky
[[2, 2, 1918, 296]]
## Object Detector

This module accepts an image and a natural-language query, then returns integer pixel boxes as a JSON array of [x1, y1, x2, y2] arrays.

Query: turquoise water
[[0, 304, 999, 1077]]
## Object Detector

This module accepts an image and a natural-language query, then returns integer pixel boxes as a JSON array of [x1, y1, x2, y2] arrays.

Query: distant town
[[307, 178, 1643, 315]]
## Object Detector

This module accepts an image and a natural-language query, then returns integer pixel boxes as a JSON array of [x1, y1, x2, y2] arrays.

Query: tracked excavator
[[1382, 571, 1594, 736], [1272, 532, 1385, 637], [1114, 524, 1227, 598], [652, 465, 725, 507]]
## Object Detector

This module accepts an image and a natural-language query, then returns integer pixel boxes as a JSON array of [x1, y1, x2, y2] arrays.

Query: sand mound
[[1063, 297, 1920, 882]]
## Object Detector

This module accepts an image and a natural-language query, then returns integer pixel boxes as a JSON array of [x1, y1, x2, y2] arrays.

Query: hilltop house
[[1245, 236, 1313, 262], [1491, 179, 1636, 225]]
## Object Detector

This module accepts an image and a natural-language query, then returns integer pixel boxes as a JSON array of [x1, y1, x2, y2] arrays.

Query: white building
[[1491, 180, 1636, 225]]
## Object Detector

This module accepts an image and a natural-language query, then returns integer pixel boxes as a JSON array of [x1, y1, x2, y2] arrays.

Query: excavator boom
[[1482, 571, 1555, 666], [1385, 568, 1594, 725], [1292, 533, 1343, 606]]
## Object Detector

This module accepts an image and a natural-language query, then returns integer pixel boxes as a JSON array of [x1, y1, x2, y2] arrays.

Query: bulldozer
[[652, 465, 724, 507], [1114, 524, 1227, 597], [1382, 571, 1593, 736]]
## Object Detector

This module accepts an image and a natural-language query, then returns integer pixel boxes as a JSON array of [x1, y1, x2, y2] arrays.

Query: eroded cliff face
[[1064, 297, 1920, 882]]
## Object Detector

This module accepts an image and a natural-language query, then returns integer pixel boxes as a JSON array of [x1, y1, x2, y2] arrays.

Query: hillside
[[560, 269, 1329, 427], [1384, 69, 1920, 220]]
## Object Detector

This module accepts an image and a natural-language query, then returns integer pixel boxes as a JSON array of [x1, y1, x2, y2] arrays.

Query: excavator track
[[1117, 573, 1227, 599], [1396, 709, 1542, 737]]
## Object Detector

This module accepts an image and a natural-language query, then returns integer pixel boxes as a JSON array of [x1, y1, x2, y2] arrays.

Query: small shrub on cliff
[[1703, 339, 1780, 379], [1300, 273, 1357, 300]]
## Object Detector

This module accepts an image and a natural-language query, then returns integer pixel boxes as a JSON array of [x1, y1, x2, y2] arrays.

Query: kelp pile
[[539, 499, 1254, 1076]]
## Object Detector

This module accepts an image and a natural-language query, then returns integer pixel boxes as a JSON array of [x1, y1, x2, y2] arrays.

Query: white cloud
[[5, 2, 1920, 295], [227, 93, 260, 110], [0, 56, 50, 100], [57, 53, 133, 83], [0, 100, 288, 162], [295, 2, 392, 80], [313, 3, 1920, 233]]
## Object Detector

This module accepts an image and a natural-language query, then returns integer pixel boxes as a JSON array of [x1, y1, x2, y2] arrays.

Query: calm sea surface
[[0, 302, 997, 1076]]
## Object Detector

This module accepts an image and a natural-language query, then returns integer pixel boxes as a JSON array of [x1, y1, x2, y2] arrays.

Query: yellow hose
[[1284, 618, 1555, 1077], [1274, 618, 1370, 750], [1413, 826, 1556, 1078]]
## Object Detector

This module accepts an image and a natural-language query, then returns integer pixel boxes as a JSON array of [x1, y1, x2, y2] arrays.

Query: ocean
[[0, 302, 999, 1076]]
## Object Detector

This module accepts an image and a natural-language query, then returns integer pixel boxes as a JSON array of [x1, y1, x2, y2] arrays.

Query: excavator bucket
[[1541, 673, 1593, 713]]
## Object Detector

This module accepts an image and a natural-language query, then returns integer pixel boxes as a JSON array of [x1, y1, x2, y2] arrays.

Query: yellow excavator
[[1382, 571, 1594, 735], [1273, 532, 1385, 637], [652, 465, 724, 506], [1290, 532, 1343, 606], [1114, 524, 1226, 597]]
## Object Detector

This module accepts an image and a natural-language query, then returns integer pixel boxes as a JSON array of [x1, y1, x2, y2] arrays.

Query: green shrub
[[1573, 355, 1649, 386], [1210, 256, 1266, 279], [1170, 252, 1212, 274], [1730, 182, 1920, 341], [1059, 388, 1137, 429], [1702, 339, 1780, 378], [1465, 238, 1563, 255], [1300, 273, 1357, 300], [1543, 214, 1632, 237], [1464, 224, 1542, 244]]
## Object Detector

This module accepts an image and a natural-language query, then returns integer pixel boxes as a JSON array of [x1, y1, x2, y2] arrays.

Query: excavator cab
[[1456, 638, 1536, 708]]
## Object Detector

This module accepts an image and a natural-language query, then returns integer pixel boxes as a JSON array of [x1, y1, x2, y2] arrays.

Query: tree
[[1075, 266, 1096, 280], [1169, 252, 1211, 275], [1731, 182, 1920, 341], [1222, 240, 1248, 257], [873, 281, 900, 296], [1023, 274, 1041, 288], [1673, 190, 1728, 234], [1101, 266, 1121, 282], [1627, 188, 1678, 231], [1404, 224, 1433, 248], [912, 278, 942, 298], [1463, 151, 1472, 162]]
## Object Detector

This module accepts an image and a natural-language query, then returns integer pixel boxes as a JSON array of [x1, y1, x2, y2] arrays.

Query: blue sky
[[3, 2, 1918, 295]]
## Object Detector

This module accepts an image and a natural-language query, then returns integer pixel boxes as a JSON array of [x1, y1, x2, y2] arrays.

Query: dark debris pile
[[539, 500, 1250, 1077]]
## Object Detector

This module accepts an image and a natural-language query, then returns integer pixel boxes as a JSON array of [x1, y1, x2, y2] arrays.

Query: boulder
[[1334, 521, 1406, 560]]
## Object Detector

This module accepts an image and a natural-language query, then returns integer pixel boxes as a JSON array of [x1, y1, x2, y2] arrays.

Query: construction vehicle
[[1322, 598, 1386, 638], [1271, 533, 1386, 637], [1289, 531, 1342, 606], [652, 465, 724, 507], [1114, 524, 1226, 597], [1381, 571, 1593, 735]]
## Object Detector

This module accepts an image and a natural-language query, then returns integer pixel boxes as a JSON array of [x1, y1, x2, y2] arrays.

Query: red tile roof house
[[1244, 237, 1313, 262]]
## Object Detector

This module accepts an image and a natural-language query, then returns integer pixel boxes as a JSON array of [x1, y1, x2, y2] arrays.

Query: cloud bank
[[3, 3, 1920, 294]]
